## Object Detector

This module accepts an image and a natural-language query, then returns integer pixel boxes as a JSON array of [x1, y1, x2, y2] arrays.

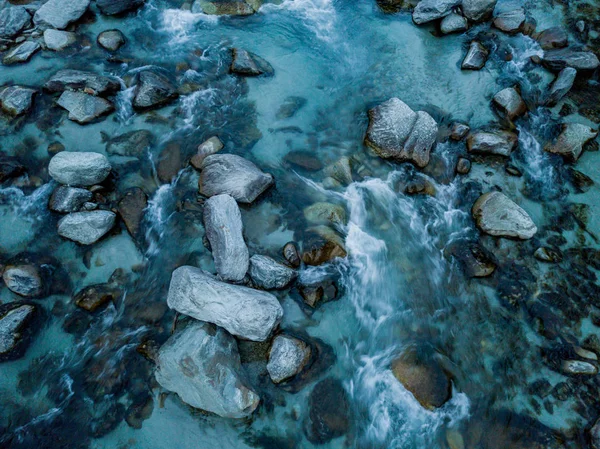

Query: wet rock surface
[[0, 302, 39, 362], [230, 48, 274, 76], [57, 210, 117, 245], [49, 186, 93, 213], [97, 29, 126, 51], [267, 334, 311, 383], [472, 191, 537, 239], [412, 0, 460, 25], [33, 0, 91, 29], [305, 377, 351, 444], [117, 188, 147, 238], [462, 41, 488, 70], [49, 151, 111, 186], [249, 255, 297, 290], [57, 91, 114, 124], [492, 87, 527, 120], [467, 130, 518, 156], [0, 86, 35, 116], [44, 70, 121, 96], [133, 69, 178, 109], [44, 29, 77, 51], [3, 41, 40, 65], [0, 2, 31, 39], [97, 0, 146, 15], [545, 123, 598, 161]]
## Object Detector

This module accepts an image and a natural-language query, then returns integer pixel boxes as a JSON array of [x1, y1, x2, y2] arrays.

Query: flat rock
[[0, 302, 39, 362], [167, 266, 283, 341], [133, 70, 178, 109], [0, 3, 31, 39], [49, 151, 111, 186], [57, 210, 116, 245], [43, 29, 77, 51], [49, 186, 93, 213], [305, 378, 351, 444], [545, 67, 576, 105], [492, 87, 527, 120], [57, 91, 114, 124], [33, 0, 90, 29], [2, 264, 43, 297], [249, 255, 297, 290], [106, 129, 154, 156], [190, 136, 223, 169], [230, 48, 274, 76], [267, 334, 311, 383], [44, 70, 121, 96], [541, 48, 600, 72], [472, 191, 537, 239], [493, 8, 525, 34], [3, 41, 40, 65], [199, 154, 274, 204], [461, 0, 497, 22], [561, 360, 597, 375], [203, 194, 249, 282], [117, 188, 147, 237], [0, 86, 35, 116], [440, 13, 468, 34], [467, 131, 517, 156], [155, 321, 259, 418], [192, 0, 261, 16], [96, 0, 145, 15], [462, 41, 488, 70], [545, 123, 598, 161], [97, 29, 125, 51], [412, 0, 460, 25], [536, 27, 568, 50]]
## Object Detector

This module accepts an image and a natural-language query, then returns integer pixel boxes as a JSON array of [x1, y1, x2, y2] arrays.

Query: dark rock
[[74, 284, 116, 312], [505, 163, 522, 176], [192, 0, 261, 15], [545, 67, 576, 106], [0, 3, 31, 39], [456, 157, 471, 174], [445, 239, 497, 277], [305, 378, 350, 444], [0, 154, 25, 182], [133, 70, 178, 110], [97, 0, 145, 15], [125, 395, 153, 429], [0, 301, 39, 362], [298, 278, 338, 308], [301, 226, 347, 266], [450, 122, 470, 140], [33, 0, 90, 29], [0, 85, 35, 117], [276, 96, 306, 119], [569, 168, 594, 193], [49, 186, 93, 213], [230, 48, 274, 76], [44, 70, 121, 97], [462, 41, 488, 70], [157, 142, 182, 183], [97, 29, 126, 51], [467, 130, 518, 156], [536, 27, 568, 50], [545, 123, 598, 161], [3, 41, 40, 65], [493, 8, 525, 34], [117, 188, 147, 238], [106, 130, 154, 157], [303, 202, 347, 226], [57, 91, 114, 124], [541, 48, 599, 72], [282, 242, 301, 268], [492, 87, 527, 120], [284, 151, 323, 171], [534, 247, 562, 263]]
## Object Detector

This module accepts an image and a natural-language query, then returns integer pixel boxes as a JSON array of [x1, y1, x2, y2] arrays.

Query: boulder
[[492, 8, 525, 34], [96, 0, 145, 15], [44, 70, 121, 96], [57, 91, 114, 124], [467, 131, 517, 156], [199, 154, 274, 204], [49, 186, 93, 213], [48, 151, 111, 186], [440, 13, 468, 34], [545, 123, 598, 161], [97, 29, 126, 51], [117, 188, 147, 238], [2, 41, 40, 65], [43, 29, 77, 51], [33, 0, 90, 29], [166, 266, 283, 341], [133, 70, 178, 110], [249, 255, 297, 290], [230, 49, 274, 76], [472, 191, 537, 239], [0, 302, 39, 362], [106, 129, 154, 156], [412, 0, 460, 24], [365, 98, 438, 168], [541, 48, 600, 72], [301, 226, 347, 266], [450, 122, 470, 140], [267, 334, 311, 383], [57, 211, 116, 245], [461, 0, 497, 22], [282, 242, 301, 268], [492, 87, 527, 120], [203, 194, 249, 282], [155, 321, 259, 418], [461, 41, 488, 70], [190, 136, 223, 169], [303, 202, 347, 226], [2, 264, 43, 297], [192, 0, 261, 16], [74, 284, 116, 311], [305, 378, 350, 444], [445, 239, 496, 277], [545, 67, 576, 106], [0, 3, 31, 39], [536, 27, 568, 50], [0, 86, 35, 116]]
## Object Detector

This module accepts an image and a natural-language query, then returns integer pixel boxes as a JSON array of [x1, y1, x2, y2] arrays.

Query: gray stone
[[450, 122, 470, 140], [57, 91, 114, 124], [97, 29, 126, 51], [440, 13, 468, 34], [561, 360, 597, 375], [0, 86, 35, 116], [249, 255, 297, 290], [230, 48, 274, 76], [2, 41, 40, 65], [412, 0, 460, 24], [155, 321, 259, 418], [472, 191, 537, 239], [267, 334, 311, 383], [49, 151, 111, 186], [461, 0, 497, 22], [0, 3, 31, 39], [303, 202, 347, 226], [461, 41, 488, 70], [166, 266, 283, 341], [492, 87, 527, 120], [106, 129, 154, 156], [33, 0, 90, 29], [199, 154, 274, 204], [0, 302, 37, 361], [203, 194, 249, 282], [190, 136, 223, 169], [96, 0, 145, 15], [324, 156, 353, 185], [49, 186, 93, 213], [57, 210, 116, 245], [43, 29, 77, 51], [192, 0, 261, 16], [2, 265, 43, 297], [536, 27, 568, 50], [541, 48, 600, 72], [492, 8, 525, 34], [133, 70, 178, 109], [545, 123, 598, 161], [546, 67, 576, 105], [467, 131, 517, 156], [44, 70, 121, 96]]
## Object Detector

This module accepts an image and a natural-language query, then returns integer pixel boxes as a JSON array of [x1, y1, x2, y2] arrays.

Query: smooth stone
[[43, 29, 76, 51], [461, 41, 488, 70], [2, 41, 40, 65], [545, 123, 598, 161], [117, 187, 147, 238], [230, 48, 274, 76], [49, 151, 111, 186], [199, 154, 274, 204], [282, 242, 301, 268], [0, 85, 35, 116], [323, 156, 353, 185], [155, 321, 259, 418], [192, 0, 260, 15], [440, 12, 468, 34], [267, 334, 311, 383], [57, 91, 114, 124], [541, 48, 600, 72], [536, 27, 568, 50], [249, 255, 297, 290], [467, 131, 518, 156], [412, 0, 460, 24], [190, 136, 223, 169], [461, 0, 497, 22], [575, 347, 597, 361], [203, 194, 249, 282], [305, 378, 350, 444], [276, 96, 306, 119], [561, 360, 597, 375], [74, 284, 116, 311], [450, 122, 470, 140], [492, 87, 527, 120], [106, 129, 154, 156], [97, 29, 126, 51], [49, 186, 93, 213], [133, 70, 178, 109], [166, 266, 283, 341], [456, 157, 471, 174], [284, 151, 323, 171], [0, 3, 31, 39], [303, 202, 347, 226], [57, 210, 116, 245], [545, 67, 576, 106], [33, 0, 90, 29], [44, 70, 121, 96], [96, 0, 145, 15], [2, 265, 43, 297], [492, 8, 525, 34], [0, 302, 38, 362], [472, 191, 537, 239], [301, 226, 347, 266]]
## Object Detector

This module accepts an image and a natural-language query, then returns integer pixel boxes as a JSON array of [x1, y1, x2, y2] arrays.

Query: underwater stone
[[472, 191, 537, 239], [49, 186, 93, 213], [440, 13, 468, 34], [445, 239, 497, 277], [44, 70, 121, 96], [33, 0, 90, 29], [2, 265, 43, 297], [545, 123, 598, 161], [546, 67, 576, 106], [96, 0, 146, 15], [461, 41, 488, 70], [74, 284, 116, 311], [43, 29, 77, 51], [533, 247, 562, 263], [467, 130, 517, 156], [49, 151, 111, 186], [57, 91, 114, 124], [249, 255, 297, 290], [305, 378, 351, 443], [133, 70, 178, 110], [57, 210, 116, 245], [450, 122, 470, 140], [230, 48, 274, 76], [267, 334, 311, 383], [106, 129, 154, 156], [0, 3, 31, 39], [97, 29, 126, 51], [2, 41, 40, 65], [461, 0, 497, 22], [192, 0, 260, 16], [0, 86, 35, 116], [0, 302, 38, 362], [117, 188, 147, 238], [492, 87, 527, 120], [456, 157, 471, 174], [303, 202, 347, 226], [412, 0, 460, 24], [301, 226, 347, 266], [536, 27, 568, 50]]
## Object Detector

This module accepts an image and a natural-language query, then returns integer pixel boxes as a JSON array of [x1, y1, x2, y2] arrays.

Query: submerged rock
[[365, 98, 438, 168], [230, 48, 274, 76], [155, 321, 259, 418], [446, 239, 497, 277], [533, 247, 562, 263], [106, 129, 154, 156], [48, 151, 111, 186], [472, 191, 537, 239], [412, 0, 460, 24], [492, 8, 525, 34], [461, 0, 497, 22], [249, 255, 297, 290], [544, 123, 598, 161], [57, 210, 116, 245], [440, 13, 468, 34], [298, 278, 338, 308], [2, 264, 43, 297], [303, 202, 347, 226], [546, 67, 576, 106], [192, 0, 260, 15], [117, 188, 147, 238], [283, 242, 301, 268], [57, 91, 114, 124], [0, 302, 39, 362], [167, 266, 283, 341], [267, 334, 311, 383], [0, 154, 25, 183], [49, 186, 93, 213], [33, 0, 90, 29], [96, 0, 146, 15], [450, 122, 470, 140], [0, 3, 31, 39], [3, 41, 40, 65], [467, 130, 517, 156], [492, 87, 527, 120], [541, 48, 600, 71], [133, 70, 178, 110], [305, 378, 351, 444], [190, 136, 223, 169], [44, 70, 121, 97], [456, 157, 471, 174], [203, 194, 249, 282], [301, 226, 347, 266], [74, 284, 116, 311], [536, 27, 568, 50], [199, 154, 274, 204], [43, 29, 77, 51], [461, 41, 488, 70], [0, 86, 35, 116], [97, 29, 126, 51], [276, 96, 306, 119]]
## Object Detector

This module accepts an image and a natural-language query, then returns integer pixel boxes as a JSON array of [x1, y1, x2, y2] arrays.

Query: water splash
[[160, 8, 218, 44], [264, 0, 338, 42], [115, 86, 136, 124]]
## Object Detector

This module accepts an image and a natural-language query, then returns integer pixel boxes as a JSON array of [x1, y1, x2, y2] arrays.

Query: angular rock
[[545, 123, 598, 161], [462, 41, 488, 70], [324, 156, 353, 185], [97, 29, 125, 51], [276, 96, 306, 120], [541, 48, 600, 72], [536, 27, 568, 50], [133, 70, 178, 110], [96, 0, 145, 15], [249, 255, 297, 290], [203, 194, 249, 282], [2, 264, 43, 297], [493, 8, 525, 34], [49, 151, 111, 186], [492, 87, 527, 120], [545, 67, 576, 106], [472, 191, 537, 239], [57, 91, 114, 124], [298, 278, 338, 308], [49, 186, 93, 213], [192, 0, 261, 16], [305, 378, 350, 444], [44, 70, 121, 97], [303, 202, 347, 226], [230, 48, 274, 76], [74, 284, 116, 311], [0, 86, 35, 117], [3, 41, 40, 65], [190, 136, 223, 169], [167, 266, 283, 341], [440, 13, 468, 34], [0, 302, 39, 362], [155, 321, 259, 418], [561, 360, 597, 375], [33, 0, 90, 29], [117, 188, 147, 238], [267, 334, 311, 383], [412, 0, 460, 24], [461, 0, 497, 22], [301, 226, 347, 266], [0, 3, 31, 39], [57, 211, 116, 245], [467, 131, 517, 156], [365, 98, 438, 168], [450, 122, 470, 140], [199, 154, 274, 204], [283, 242, 301, 268], [43, 29, 77, 51], [445, 239, 496, 277], [106, 129, 154, 156]]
